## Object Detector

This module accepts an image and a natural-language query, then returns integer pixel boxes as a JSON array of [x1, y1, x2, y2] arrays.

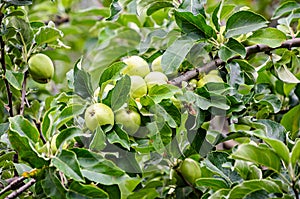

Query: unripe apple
[[84, 103, 114, 131], [197, 74, 223, 88], [130, 76, 147, 98], [151, 55, 163, 72], [28, 53, 54, 84], [189, 79, 198, 88], [115, 108, 141, 135], [144, 71, 168, 89], [180, 158, 201, 184], [122, 56, 150, 77]]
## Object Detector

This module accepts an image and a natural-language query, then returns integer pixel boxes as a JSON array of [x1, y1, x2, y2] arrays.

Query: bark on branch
[[170, 38, 300, 86]]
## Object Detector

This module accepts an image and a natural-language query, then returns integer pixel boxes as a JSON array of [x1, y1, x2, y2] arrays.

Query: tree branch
[[0, 12, 13, 117], [19, 71, 28, 115], [4, 178, 36, 199], [170, 38, 300, 86], [0, 176, 25, 196]]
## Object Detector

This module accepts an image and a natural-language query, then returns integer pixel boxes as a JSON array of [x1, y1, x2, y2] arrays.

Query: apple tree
[[1, 0, 300, 198]]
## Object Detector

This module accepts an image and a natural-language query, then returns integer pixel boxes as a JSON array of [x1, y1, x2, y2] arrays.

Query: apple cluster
[[121, 55, 168, 99], [85, 55, 170, 135]]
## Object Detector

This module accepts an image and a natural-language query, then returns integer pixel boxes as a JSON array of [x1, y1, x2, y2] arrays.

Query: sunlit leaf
[[225, 11, 268, 38]]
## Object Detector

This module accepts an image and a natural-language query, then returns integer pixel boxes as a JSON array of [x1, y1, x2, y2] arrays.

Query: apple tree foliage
[[1, 0, 300, 198]]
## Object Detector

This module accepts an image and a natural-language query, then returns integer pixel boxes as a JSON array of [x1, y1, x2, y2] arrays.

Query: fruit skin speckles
[[84, 103, 114, 131], [28, 53, 54, 84]]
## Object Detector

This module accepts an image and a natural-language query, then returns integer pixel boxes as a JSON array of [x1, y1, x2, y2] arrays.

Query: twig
[[292, 180, 300, 199], [0, 177, 19, 189], [0, 176, 25, 196], [169, 38, 300, 86], [19, 71, 28, 115], [0, 11, 13, 117], [4, 178, 36, 199]]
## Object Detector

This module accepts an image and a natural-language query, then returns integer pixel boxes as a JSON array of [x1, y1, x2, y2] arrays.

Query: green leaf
[[74, 58, 93, 99], [276, 65, 300, 84], [106, 0, 122, 21], [89, 127, 106, 151], [228, 179, 282, 199], [219, 38, 246, 61], [230, 144, 281, 172], [281, 104, 300, 140], [41, 107, 57, 139], [127, 188, 159, 199], [255, 93, 282, 113], [208, 189, 230, 199], [54, 104, 85, 129], [56, 127, 83, 150], [192, 91, 230, 110], [72, 148, 124, 177], [107, 127, 130, 150], [99, 62, 126, 87], [212, 2, 221, 31], [174, 11, 216, 39], [0, 122, 9, 137], [5, 70, 23, 90], [247, 28, 286, 48], [41, 168, 67, 199], [8, 16, 33, 44], [161, 36, 196, 75], [4, 0, 32, 5], [259, 137, 289, 166], [178, 0, 205, 15], [111, 75, 130, 110], [272, 1, 300, 19], [51, 150, 84, 182], [139, 29, 168, 54], [225, 11, 268, 38], [195, 178, 229, 190], [8, 131, 48, 168], [291, 139, 300, 167], [137, 0, 173, 16], [67, 181, 108, 199], [148, 84, 181, 103], [9, 115, 39, 143], [35, 25, 64, 45]]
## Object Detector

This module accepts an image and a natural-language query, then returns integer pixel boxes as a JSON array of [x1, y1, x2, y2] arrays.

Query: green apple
[[130, 76, 147, 98], [180, 158, 201, 184], [122, 56, 150, 77], [151, 55, 163, 72], [189, 79, 198, 88], [197, 74, 223, 88], [84, 103, 114, 131], [115, 108, 141, 135], [144, 71, 168, 89], [28, 53, 54, 84]]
